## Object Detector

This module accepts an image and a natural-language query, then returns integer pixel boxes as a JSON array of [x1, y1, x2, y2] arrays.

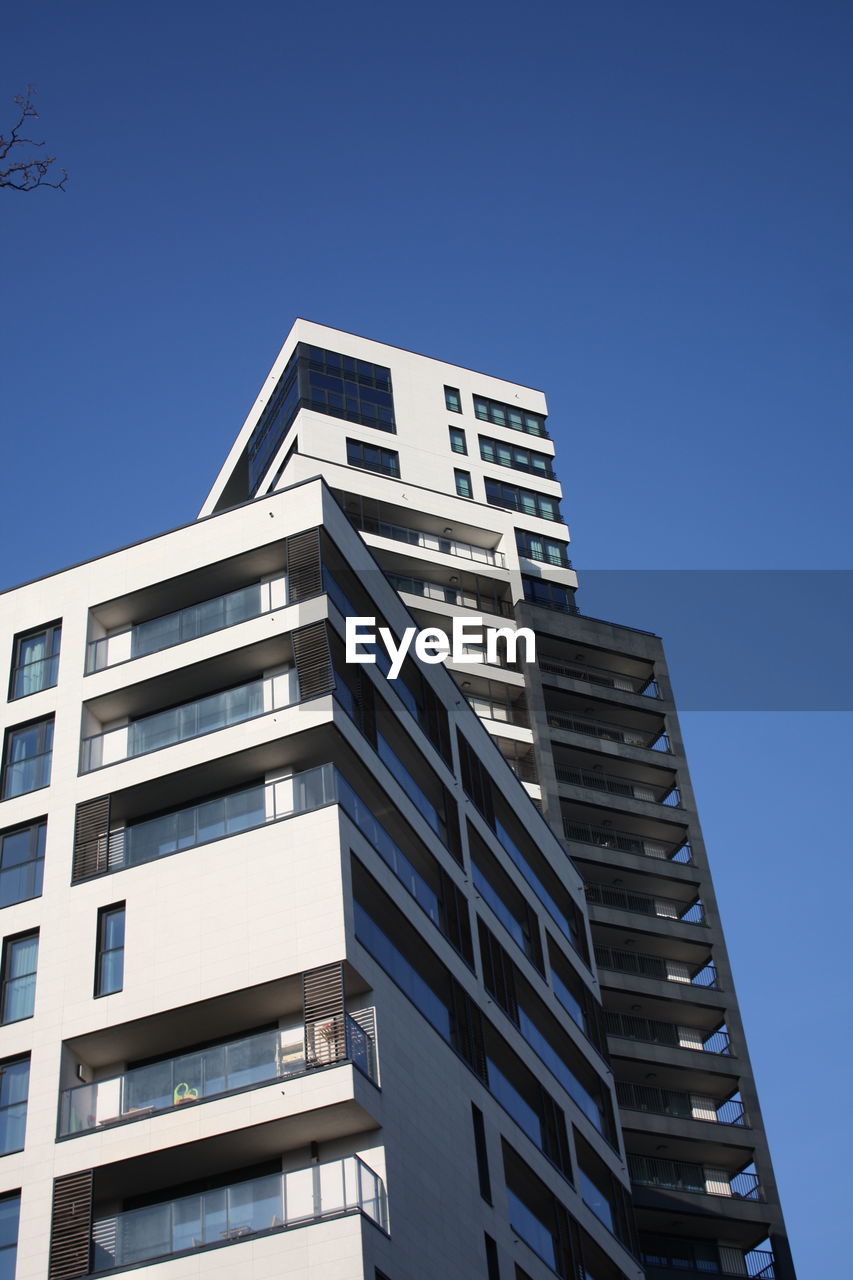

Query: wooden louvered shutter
[[48, 1169, 93, 1280], [354, 670, 377, 747], [420, 680, 452, 765], [291, 621, 334, 700], [286, 528, 323, 602], [302, 962, 346, 1066], [72, 797, 111, 882], [449, 979, 487, 1081], [456, 731, 495, 828], [438, 868, 473, 965], [477, 921, 518, 1024]]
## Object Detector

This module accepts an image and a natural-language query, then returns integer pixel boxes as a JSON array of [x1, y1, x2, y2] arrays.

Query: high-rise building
[[0, 320, 793, 1280]]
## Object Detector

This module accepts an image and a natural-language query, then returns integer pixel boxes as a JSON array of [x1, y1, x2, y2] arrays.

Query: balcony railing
[[594, 943, 719, 989], [629, 1154, 761, 1201], [468, 695, 530, 728], [74, 763, 338, 880], [547, 711, 670, 752], [385, 571, 512, 617], [60, 1011, 377, 1136], [554, 763, 680, 807], [86, 577, 287, 673], [348, 511, 504, 567], [585, 883, 706, 925], [90, 1154, 387, 1272], [503, 756, 539, 784], [539, 655, 659, 698], [80, 668, 298, 772], [606, 1011, 732, 1055], [616, 1081, 747, 1126], [641, 1245, 776, 1278], [564, 818, 691, 864]]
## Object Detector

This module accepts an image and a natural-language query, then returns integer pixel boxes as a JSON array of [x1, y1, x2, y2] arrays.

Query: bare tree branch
[[0, 86, 67, 192]]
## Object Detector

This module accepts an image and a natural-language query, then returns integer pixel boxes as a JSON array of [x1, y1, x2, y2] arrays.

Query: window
[[515, 530, 570, 568], [0, 1193, 20, 1280], [479, 437, 554, 479], [455, 469, 473, 498], [444, 386, 461, 413], [0, 820, 45, 908], [449, 426, 467, 454], [474, 396, 547, 437], [10, 622, 61, 699], [484, 1233, 500, 1280], [472, 1105, 492, 1203], [522, 576, 577, 614], [484, 479, 561, 522], [346, 439, 400, 477], [1, 717, 53, 800], [95, 904, 126, 996], [1, 932, 38, 1023], [0, 1056, 29, 1155]]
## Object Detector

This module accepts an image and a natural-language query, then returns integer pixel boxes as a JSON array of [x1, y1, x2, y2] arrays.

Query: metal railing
[[606, 1011, 732, 1055], [594, 944, 719, 989], [386, 570, 512, 617], [86, 577, 287, 673], [80, 669, 298, 772], [90, 1155, 387, 1271], [616, 1082, 747, 1126], [539, 655, 659, 698], [585, 882, 705, 924], [546, 711, 670, 752], [641, 1246, 776, 1278], [348, 511, 504, 567], [628, 1154, 761, 1200], [554, 763, 680, 807], [563, 817, 691, 864], [60, 1012, 376, 1136]]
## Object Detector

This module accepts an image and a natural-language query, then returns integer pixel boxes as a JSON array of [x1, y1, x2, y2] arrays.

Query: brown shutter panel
[[456, 731, 495, 828], [302, 962, 346, 1066], [292, 621, 334, 700], [420, 680, 452, 765], [449, 979, 487, 1081], [72, 797, 111, 882], [286, 528, 323, 602], [438, 867, 473, 965], [48, 1169, 93, 1280], [477, 920, 518, 1024], [354, 670, 377, 747], [538, 1088, 572, 1178]]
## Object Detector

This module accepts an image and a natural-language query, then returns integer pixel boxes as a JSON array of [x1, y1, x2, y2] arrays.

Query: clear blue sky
[[2, 2, 851, 1272]]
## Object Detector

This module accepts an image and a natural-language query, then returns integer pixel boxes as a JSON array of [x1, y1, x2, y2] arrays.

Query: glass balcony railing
[[347, 511, 505, 567], [86, 577, 287, 672], [90, 1155, 387, 1271], [74, 764, 337, 880], [60, 1012, 377, 1137], [80, 668, 298, 772], [385, 571, 512, 617], [1, 750, 52, 799]]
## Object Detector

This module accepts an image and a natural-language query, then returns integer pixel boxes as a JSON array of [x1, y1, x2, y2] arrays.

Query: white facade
[[0, 323, 640, 1280]]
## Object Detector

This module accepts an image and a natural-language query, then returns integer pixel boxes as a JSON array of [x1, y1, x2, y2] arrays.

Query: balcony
[[585, 883, 706, 925], [74, 763, 338, 880], [347, 510, 505, 567], [60, 1011, 377, 1137], [90, 1155, 387, 1272], [87, 577, 287, 673], [467, 694, 530, 728], [606, 1010, 732, 1055], [547, 710, 670, 752], [594, 944, 718, 990], [80, 668, 298, 772], [629, 1154, 761, 1201], [564, 817, 691, 864], [617, 1081, 747, 1126], [385, 571, 512, 617], [555, 762, 680, 807], [641, 1244, 777, 1278], [539, 655, 659, 698]]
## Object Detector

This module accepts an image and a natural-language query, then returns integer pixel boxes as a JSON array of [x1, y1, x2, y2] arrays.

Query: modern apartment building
[[0, 320, 793, 1280]]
